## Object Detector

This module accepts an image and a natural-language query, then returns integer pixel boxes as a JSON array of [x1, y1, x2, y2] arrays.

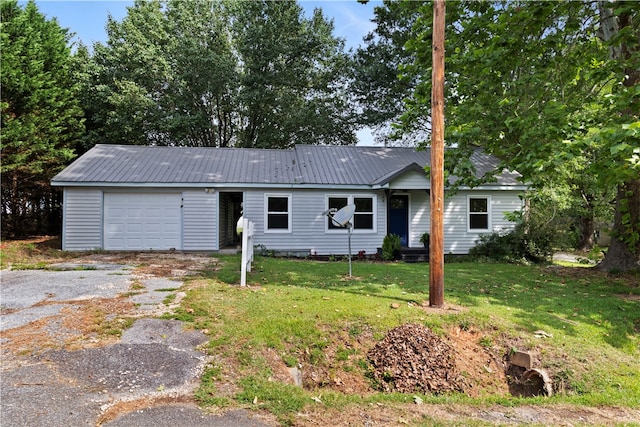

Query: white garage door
[[104, 193, 182, 250]]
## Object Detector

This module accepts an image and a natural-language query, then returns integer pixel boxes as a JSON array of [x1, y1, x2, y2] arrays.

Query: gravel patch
[[1, 268, 132, 309], [0, 304, 71, 332], [121, 318, 208, 350]]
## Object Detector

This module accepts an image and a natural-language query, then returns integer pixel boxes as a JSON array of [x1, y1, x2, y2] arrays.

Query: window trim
[[264, 193, 292, 233], [325, 194, 377, 233], [467, 195, 491, 233], [326, 196, 349, 231]]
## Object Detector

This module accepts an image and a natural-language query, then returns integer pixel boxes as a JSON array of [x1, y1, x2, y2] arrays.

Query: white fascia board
[[52, 181, 525, 191], [456, 185, 529, 191], [50, 181, 387, 191]]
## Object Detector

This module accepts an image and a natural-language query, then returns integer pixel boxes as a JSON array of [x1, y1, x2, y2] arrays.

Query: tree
[[594, 1, 640, 270], [87, 0, 174, 146], [1, 0, 83, 237], [391, 1, 638, 270], [233, 0, 354, 148], [164, 0, 238, 147], [351, 0, 419, 146], [82, 0, 355, 148]]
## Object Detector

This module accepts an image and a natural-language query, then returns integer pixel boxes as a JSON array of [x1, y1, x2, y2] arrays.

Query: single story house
[[51, 144, 527, 254]]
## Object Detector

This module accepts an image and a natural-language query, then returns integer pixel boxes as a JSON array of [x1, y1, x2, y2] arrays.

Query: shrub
[[419, 232, 430, 248], [470, 211, 554, 263], [381, 234, 401, 261]]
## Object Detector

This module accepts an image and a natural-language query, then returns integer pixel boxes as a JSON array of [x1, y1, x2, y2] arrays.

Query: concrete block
[[510, 351, 537, 369]]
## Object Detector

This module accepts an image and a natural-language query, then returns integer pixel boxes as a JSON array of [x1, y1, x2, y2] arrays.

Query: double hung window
[[468, 196, 490, 232], [265, 194, 291, 232], [326, 195, 375, 231]]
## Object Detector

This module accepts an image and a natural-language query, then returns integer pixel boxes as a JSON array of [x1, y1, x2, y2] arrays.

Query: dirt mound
[[368, 323, 466, 393]]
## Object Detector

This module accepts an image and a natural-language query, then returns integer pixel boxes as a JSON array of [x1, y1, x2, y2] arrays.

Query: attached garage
[[103, 193, 182, 250]]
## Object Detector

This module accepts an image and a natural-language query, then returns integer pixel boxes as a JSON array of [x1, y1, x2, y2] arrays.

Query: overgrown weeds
[[0, 236, 70, 269]]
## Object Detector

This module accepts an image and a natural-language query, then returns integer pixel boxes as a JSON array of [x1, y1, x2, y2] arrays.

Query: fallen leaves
[[368, 323, 466, 394]]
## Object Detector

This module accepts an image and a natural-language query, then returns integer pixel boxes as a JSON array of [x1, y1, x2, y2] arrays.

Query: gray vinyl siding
[[62, 188, 103, 251], [243, 188, 523, 255], [60, 185, 523, 254], [390, 169, 429, 190], [244, 189, 387, 255], [405, 189, 523, 253], [408, 191, 431, 247], [183, 190, 217, 250], [442, 190, 524, 254]]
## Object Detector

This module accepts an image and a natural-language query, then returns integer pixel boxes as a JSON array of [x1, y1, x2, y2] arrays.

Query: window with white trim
[[468, 196, 490, 232], [265, 194, 291, 232], [353, 197, 374, 229], [327, 197, 348, 229], [326, 195, 376, 231]]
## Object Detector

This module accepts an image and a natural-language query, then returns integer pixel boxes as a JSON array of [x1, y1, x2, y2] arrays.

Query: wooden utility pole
[[429, 0, 445, 307]]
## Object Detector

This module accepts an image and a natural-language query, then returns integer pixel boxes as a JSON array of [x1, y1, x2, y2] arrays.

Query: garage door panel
[[127, 223, 142, 232], [165, 224, 180, 233], [128, 208, 143, 218], [126, 238, 143, 248], [146, 222, 162, 233], [145, 238, 160, 247], [108, 238, 124, 247], [164, 207, 180, 216], [108, 223, 125, 233], [104, 193, 182, 250]]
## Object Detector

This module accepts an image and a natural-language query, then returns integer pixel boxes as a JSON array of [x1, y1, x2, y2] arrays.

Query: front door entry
[[389, 194, 409, 246], [219, 192, 243, 248]]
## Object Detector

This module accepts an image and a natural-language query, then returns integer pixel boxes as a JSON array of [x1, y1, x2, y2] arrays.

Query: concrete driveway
[[0, 262, 273, 427]]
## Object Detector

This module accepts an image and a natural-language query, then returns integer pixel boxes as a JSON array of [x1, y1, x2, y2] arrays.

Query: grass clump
[[237, 376, 308, 425], [194, 363, 231, 407]]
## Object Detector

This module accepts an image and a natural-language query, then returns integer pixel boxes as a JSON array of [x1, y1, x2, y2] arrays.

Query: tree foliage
[[1, 0, 83, 237], [351, 0, 419, 146], [81, 0, 355, 148], [362, 0, 638, 270]]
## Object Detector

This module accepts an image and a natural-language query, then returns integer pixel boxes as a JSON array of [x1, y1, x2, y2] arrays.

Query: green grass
[[169, 255, 640, 423]]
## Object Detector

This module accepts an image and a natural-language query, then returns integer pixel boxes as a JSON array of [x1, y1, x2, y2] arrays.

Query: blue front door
[[389, 195, 409, 246]]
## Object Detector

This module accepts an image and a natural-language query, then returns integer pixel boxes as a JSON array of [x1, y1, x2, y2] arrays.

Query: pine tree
[[1, 0, 83, 237]]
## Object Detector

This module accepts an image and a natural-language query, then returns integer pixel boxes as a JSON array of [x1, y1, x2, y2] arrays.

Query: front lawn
[[170, 255, 640, 425]]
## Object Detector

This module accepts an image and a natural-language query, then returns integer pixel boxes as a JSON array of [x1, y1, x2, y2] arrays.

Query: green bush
[[469, 211, 554, 263], [381, 234, 401, 261]]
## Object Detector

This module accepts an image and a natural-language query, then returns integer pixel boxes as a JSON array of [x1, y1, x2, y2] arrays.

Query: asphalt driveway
[[0, 262, 273, 427], [1, 264, 132, 331]]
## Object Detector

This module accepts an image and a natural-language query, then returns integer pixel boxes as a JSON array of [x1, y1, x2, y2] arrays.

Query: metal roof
[[51, 144, 523, 188]]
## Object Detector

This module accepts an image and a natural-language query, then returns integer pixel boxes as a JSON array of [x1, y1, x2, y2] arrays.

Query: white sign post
[[239, 217, 254, 286]]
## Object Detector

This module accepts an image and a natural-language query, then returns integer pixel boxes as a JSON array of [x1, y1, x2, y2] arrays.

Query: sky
[[31, 1, 381, 50], [27, 0, 384, 145]]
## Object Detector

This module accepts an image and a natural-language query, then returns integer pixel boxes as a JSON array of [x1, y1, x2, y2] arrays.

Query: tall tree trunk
[[598, 179, 640, 271], [576, 214, 595, 252], [597, 2, 640, 271]]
